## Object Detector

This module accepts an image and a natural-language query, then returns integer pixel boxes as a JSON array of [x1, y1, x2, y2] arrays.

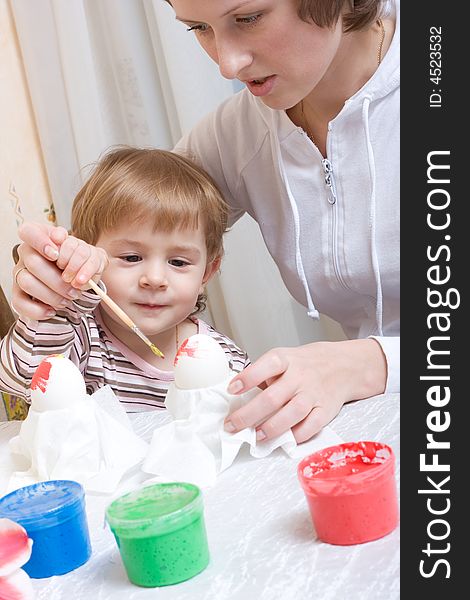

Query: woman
[[12, 0, 399, 443]]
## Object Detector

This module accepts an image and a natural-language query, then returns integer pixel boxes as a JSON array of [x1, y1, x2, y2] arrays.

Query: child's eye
[[236, 14, 263, 26], [121, 255, 141, 263], [169, 259, 190, 268]]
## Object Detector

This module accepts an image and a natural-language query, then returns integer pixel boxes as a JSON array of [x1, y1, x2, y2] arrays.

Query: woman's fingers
[[13, 264, 75, 309], [291, 403, 340, 444], [13, 248, 78, 313], [224, 342, 346, 442], [227, 349, 288, 394], [253, 390, 317, 441], [224, 340, 386, 444], [11, 283, 57, 320], [18, 222, 68, 260], [225, 375, 294, 433], [226, 382, 341, 443]]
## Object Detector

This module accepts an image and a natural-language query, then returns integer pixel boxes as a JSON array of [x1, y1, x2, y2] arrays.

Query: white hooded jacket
[[175, 3, 400, 392]]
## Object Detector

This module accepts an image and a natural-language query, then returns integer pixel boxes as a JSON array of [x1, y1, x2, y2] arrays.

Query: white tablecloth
[[0, 393, 399, 600]]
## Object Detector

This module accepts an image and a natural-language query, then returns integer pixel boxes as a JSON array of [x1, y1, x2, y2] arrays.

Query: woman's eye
[[186, 23, 209, 33], [169, 259, 189, 268], [121, 255, 141, 263]]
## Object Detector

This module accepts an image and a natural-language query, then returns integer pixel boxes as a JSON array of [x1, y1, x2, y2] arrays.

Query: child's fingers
[[56, 237, 89, 276], [55, 237, 109, 290], [72, 249, 109, 289], [49, 225, 69, 246]]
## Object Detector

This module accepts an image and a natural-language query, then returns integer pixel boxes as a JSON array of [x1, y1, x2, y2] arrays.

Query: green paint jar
[[105, 482, 209, 587]]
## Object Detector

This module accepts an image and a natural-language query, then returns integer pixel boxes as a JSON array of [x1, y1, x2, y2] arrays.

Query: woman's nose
[[216, 36, 253, 80]]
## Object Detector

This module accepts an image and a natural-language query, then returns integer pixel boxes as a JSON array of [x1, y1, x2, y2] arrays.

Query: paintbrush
[[87, 279, 164, 358]]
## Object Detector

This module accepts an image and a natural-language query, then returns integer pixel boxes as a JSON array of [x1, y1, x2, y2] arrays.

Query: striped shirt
[[0, 289, 249, 412]]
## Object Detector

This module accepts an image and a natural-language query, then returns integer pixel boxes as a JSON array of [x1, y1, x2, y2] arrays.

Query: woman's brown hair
[[298, 0, 383, 32], [165, 1, 383, 32]]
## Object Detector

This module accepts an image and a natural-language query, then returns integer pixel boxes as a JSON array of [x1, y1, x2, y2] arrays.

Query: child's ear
[[201, 256, 221, 287]]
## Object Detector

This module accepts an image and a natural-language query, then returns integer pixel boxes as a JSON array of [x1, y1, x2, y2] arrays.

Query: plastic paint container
[[297, 441, 398, 545], [106, 482, 210, 587], [0, 480, 91, 578]]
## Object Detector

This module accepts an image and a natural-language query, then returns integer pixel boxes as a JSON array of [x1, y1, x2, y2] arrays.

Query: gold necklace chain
[[377, 18, 385, 66], [300, 100, 314, 143], [300, 18, 386, 143]]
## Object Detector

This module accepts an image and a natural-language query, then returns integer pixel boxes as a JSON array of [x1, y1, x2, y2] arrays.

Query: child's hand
[[56, 235, 109, 290], [13, 222, 109, 320]]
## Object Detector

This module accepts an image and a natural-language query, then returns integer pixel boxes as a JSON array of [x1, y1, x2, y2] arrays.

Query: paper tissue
[[143, 335, 341, 487], [8, 355, 148, 494]]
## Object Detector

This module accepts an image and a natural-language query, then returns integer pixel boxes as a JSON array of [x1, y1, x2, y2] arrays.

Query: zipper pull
[[322, 158, 337, 205]]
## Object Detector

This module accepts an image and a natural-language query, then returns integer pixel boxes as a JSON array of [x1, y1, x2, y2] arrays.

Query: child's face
[[95, 220, 217, 340]]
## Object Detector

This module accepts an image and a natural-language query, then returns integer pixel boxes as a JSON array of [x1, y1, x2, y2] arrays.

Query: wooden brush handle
[[87, 279, 136, 328], [87, 279, 164, 357]]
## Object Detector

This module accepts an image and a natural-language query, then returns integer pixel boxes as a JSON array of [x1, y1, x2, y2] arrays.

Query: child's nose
[[139, 266, 168, 288]]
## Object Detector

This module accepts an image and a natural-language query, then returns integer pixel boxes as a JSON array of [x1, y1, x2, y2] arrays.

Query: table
[[0, 393, 399, 600]]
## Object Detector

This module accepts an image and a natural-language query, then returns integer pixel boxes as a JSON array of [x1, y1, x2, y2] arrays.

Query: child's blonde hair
[[71, 146, 229, 313], [71, 146, 228, 261]]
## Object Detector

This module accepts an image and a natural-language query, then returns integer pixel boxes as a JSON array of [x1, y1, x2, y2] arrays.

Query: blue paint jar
[[0, 480, 91, 578]]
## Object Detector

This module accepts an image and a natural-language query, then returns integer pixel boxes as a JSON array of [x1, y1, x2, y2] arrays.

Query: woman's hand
[[12, 222, 108, 320], [224, 339, 387, 443]]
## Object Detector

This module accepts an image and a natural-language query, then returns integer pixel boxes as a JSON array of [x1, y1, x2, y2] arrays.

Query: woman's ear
[[201, 256, 221, 288]]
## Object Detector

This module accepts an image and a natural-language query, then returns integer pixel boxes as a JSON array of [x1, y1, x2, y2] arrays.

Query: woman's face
[[171, 0, 343, 110]]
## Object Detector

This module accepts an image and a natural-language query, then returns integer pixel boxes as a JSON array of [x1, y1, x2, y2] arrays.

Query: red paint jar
[[297, 441, 398, 545]]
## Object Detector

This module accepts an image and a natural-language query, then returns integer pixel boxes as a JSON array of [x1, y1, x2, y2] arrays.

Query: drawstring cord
[[272, 134, 319, 319], [362, 96, 383, 335]]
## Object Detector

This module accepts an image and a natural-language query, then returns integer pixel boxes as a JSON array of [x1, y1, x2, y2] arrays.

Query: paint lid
[[106, 482, 203, 538], [297, 441, 395, 496], [0, 480, 85, 530]]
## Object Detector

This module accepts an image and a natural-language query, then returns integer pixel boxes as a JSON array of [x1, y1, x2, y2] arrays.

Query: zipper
[[322, 158, 350, 290], [322, 159, 337, 205]]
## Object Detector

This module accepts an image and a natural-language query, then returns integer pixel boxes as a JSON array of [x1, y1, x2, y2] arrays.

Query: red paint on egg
[[30, 354, 64, 393], [174, 338, 200, 366], [30, 359, 53, 393]]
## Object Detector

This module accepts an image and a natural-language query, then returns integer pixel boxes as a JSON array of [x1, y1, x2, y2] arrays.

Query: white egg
[[174, 334, 231, 389], [30, 354, 87, 412]]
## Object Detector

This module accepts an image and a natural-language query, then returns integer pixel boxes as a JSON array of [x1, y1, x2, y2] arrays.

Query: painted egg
[[174, 334, 231, 389], [0, 568, 35, 600], [30, 354, 86, 412], [0, 518, 33, 576]]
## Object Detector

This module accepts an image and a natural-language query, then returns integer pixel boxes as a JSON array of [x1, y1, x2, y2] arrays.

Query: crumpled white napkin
[[8, 386, 148, 494], [142, 377, 342, 488]]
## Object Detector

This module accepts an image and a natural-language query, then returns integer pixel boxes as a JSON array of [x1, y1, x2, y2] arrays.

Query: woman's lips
[[244, 75, 276, 97]]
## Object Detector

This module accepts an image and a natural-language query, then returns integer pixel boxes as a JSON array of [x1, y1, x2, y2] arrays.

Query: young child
[[0, 147, 249, 412]]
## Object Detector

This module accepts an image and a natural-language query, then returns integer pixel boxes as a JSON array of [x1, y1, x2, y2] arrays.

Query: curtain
[[7, 0, 344, 361]]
